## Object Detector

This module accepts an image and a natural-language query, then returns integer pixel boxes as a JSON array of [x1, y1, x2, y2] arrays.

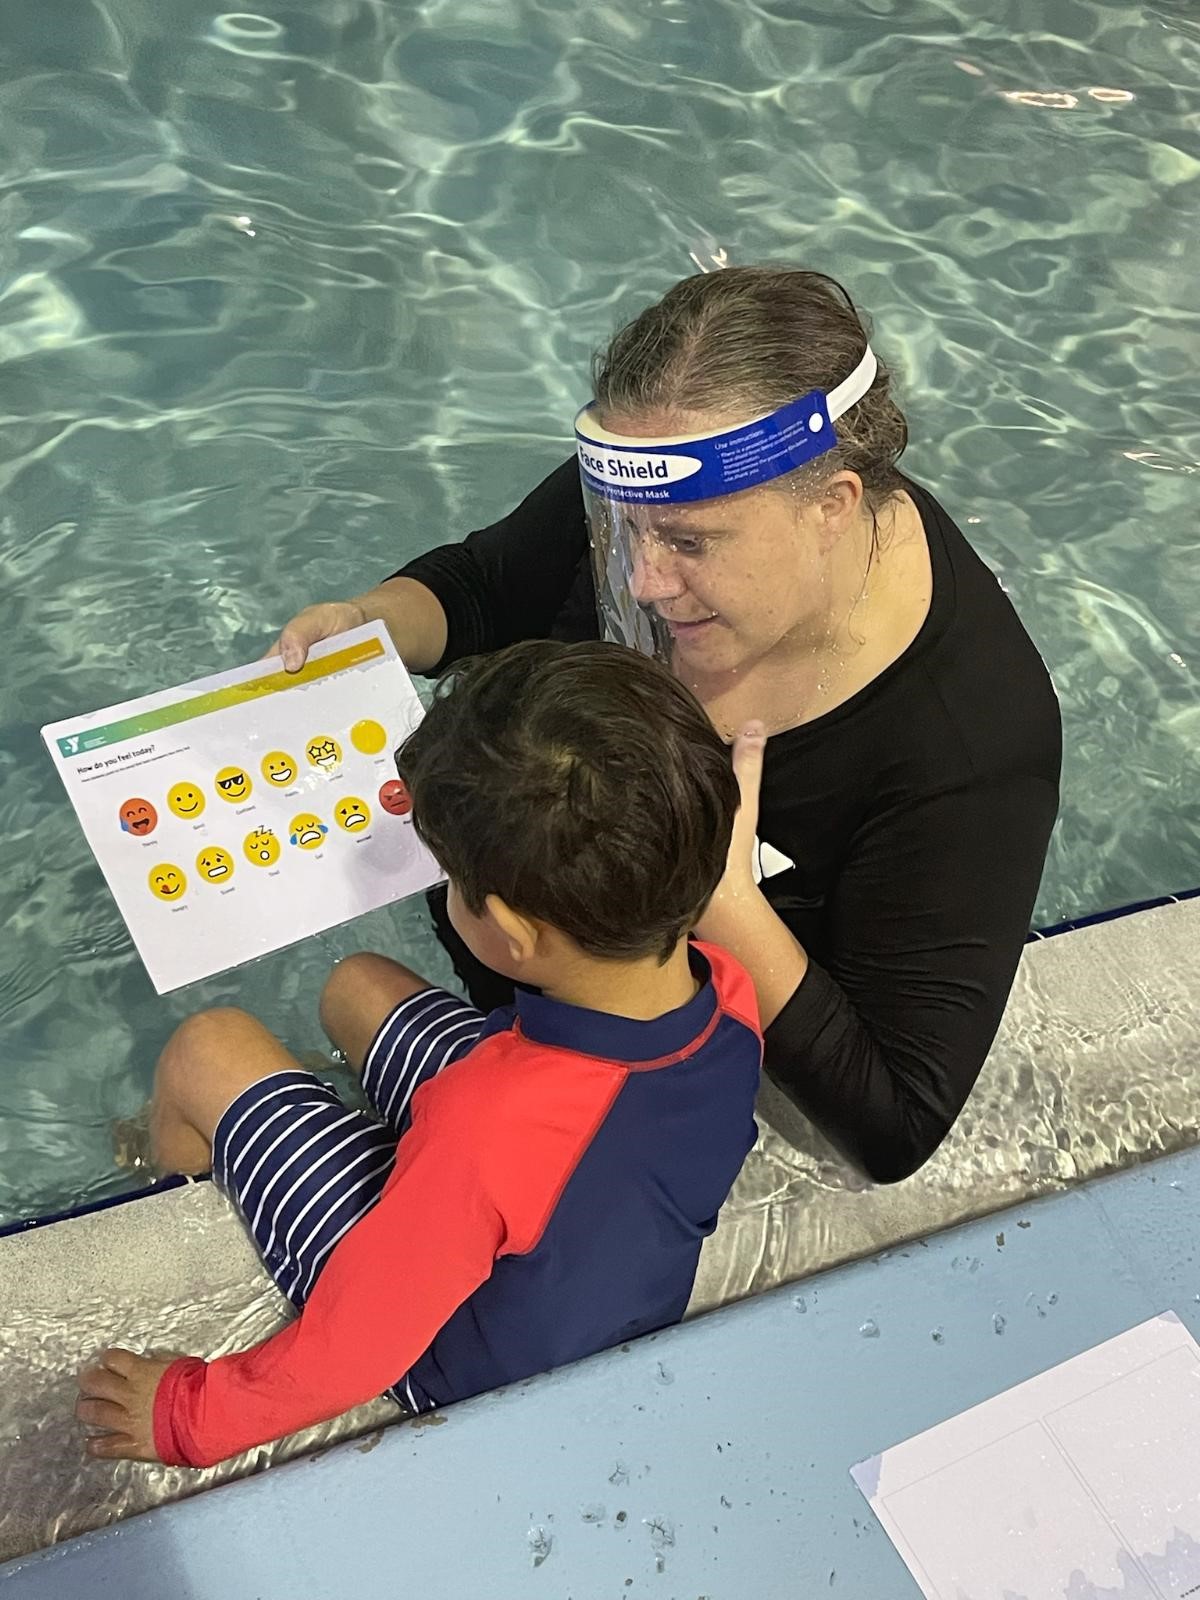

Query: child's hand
[[76, 1348, 179, 1463]]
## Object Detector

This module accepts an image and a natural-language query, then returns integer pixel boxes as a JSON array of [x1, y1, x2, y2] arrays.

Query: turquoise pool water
[[1, 0, 1197, 1223]]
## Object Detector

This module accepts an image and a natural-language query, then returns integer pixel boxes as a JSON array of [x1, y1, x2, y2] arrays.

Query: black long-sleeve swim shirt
[[397, 460, 1062, 1183]]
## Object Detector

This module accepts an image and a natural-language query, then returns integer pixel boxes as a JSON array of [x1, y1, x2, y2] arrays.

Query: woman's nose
[[630, 540, 684, 604]]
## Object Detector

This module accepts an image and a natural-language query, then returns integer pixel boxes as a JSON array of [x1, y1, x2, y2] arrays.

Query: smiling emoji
[[119, 797, 158, 837], [289, 813, 328, 850], [148, 864, 187, 902], [167, 782, 206, 820], [334, 796, 371, 833], [215, 766, 251, 804], [305, 735, 342, 772], [196, 846, 234, 884], [243, 826, 281, 867], [261, 751, 297, 788]]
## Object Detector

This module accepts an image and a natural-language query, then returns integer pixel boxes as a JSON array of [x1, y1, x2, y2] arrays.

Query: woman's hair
[[396, 640, 739, 963], [593, 265, 908, 512]]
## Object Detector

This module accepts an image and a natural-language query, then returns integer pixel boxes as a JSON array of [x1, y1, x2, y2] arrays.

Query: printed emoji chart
[[42, 624, 442, 994]]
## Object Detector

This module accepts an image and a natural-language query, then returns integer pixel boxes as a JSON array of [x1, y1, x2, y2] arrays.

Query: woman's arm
[[269, 457, 588, 674], [699, 733, 1059, 1183], [393, 456, 588, 670], [695, 728, 811, 1023]]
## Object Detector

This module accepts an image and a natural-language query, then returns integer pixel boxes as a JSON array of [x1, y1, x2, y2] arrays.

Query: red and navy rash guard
[[154, 943, 761, 1467]]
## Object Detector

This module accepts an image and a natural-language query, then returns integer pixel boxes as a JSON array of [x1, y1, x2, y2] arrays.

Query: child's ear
[[484, 895, 540, 966]]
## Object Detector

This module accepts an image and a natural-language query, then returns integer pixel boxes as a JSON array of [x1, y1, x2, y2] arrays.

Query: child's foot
[[112, 1104, 153, 1172]]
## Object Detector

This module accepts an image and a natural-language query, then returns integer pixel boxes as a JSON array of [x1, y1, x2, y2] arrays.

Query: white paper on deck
[[853, 1311, 1200, 1599], [42, 624, 443, 994]]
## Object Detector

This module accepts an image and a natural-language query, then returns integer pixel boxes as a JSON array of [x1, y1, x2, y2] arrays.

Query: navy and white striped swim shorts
[[212, 987, 486, 1314]]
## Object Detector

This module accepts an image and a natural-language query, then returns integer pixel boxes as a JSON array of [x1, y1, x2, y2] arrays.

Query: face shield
[[575, 346, 879, 662]]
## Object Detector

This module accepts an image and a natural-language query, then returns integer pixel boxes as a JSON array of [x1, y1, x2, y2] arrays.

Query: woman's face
[[623, 482, 835, 679], [599, 408, 860, 681]]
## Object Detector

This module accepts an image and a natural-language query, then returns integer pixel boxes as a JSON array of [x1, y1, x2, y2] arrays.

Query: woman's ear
[[483, 894, 541, 967], [816, 471, 864, 552]]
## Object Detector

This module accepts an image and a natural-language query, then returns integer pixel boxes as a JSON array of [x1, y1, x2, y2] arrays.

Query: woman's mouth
[[662, 613, 718, 639]]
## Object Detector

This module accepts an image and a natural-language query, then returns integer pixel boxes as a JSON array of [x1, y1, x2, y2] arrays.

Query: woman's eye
[[669, 536, 703, 555]]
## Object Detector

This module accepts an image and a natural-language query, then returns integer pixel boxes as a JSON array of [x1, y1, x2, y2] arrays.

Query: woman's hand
[[265, 600, 368, 672], [264, 578, 449, 675], [76, 1348, 180, 1463], [700, 729, 764, 928], [713, 722, 768, 901], [696, 722, 809, 1029]]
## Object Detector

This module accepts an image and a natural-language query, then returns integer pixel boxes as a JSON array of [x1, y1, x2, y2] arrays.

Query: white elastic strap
[[826, 346, 878, 422]]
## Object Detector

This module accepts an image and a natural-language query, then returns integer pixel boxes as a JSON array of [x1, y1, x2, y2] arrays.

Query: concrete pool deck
[[0, 895, 1197, 1576], [9, 1145, 1200, 1598]]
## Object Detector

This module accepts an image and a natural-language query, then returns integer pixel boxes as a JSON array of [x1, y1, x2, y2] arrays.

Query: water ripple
[[0, 0, 1196, 1219]]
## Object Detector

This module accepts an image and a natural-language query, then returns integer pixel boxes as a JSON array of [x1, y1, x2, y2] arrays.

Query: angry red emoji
[[378, 779, 412, 817]]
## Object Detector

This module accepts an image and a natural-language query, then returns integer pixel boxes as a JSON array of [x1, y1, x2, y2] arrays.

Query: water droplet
[[654, 1361, 675, 1386], [644, 1518, 675, 1570], [931, 1327, 945, 1344], [1047, 1293, 1058, 1306], [580, 1504, 606, 1524], [793, 1294, 808, 1314], [859, 1318, 880, 1339], [993, 1313, 1007, 1335], [609, 1462, 629, 1486], [528, 1527, 553, 1568]]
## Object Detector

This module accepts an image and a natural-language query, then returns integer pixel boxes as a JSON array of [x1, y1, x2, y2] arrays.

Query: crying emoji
[[289, 813, 328, 851]]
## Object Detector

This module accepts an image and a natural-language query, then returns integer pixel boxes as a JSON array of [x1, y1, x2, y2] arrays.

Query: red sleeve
[[694, 940, 762, 1040], [153, 1073, 506, 1469]]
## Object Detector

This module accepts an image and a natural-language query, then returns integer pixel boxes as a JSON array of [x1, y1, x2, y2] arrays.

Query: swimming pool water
[[1, 0, 1197, 1223]]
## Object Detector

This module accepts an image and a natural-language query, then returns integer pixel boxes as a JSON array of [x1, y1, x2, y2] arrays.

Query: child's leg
[[319, 953, 487, 1135], [154, 1006, 397, 1309], [318, 953, 431, 1073], [151, 1008, 301, 1174]]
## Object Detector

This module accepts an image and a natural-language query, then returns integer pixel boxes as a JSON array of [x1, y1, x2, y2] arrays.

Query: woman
[[271, 267, 1062, 1183]]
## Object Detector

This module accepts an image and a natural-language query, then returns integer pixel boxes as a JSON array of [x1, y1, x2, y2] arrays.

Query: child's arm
[[164, 1099, 505, 1466], [79, 1072, 508, 1468]]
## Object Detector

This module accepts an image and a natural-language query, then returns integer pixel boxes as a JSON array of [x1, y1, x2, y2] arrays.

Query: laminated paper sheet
[[853, 1312, 1200, 1599], [43, 624, 442, 992]]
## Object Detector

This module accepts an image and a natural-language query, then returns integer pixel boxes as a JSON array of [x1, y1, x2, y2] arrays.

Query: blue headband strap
[[575, 346, 878, 506]]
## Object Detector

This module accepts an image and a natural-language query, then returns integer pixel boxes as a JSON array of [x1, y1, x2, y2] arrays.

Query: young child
[[76, 640, 762, 1468]]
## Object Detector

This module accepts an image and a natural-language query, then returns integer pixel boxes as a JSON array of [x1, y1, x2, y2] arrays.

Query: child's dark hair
[[396, 640, 739, 962]]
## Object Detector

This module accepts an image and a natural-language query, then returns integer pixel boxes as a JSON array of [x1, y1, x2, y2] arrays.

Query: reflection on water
[[0, 0, 1196, 1221]]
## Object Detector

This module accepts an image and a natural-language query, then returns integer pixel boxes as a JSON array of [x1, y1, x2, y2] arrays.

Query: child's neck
[[539, 939, 699, 1021]]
